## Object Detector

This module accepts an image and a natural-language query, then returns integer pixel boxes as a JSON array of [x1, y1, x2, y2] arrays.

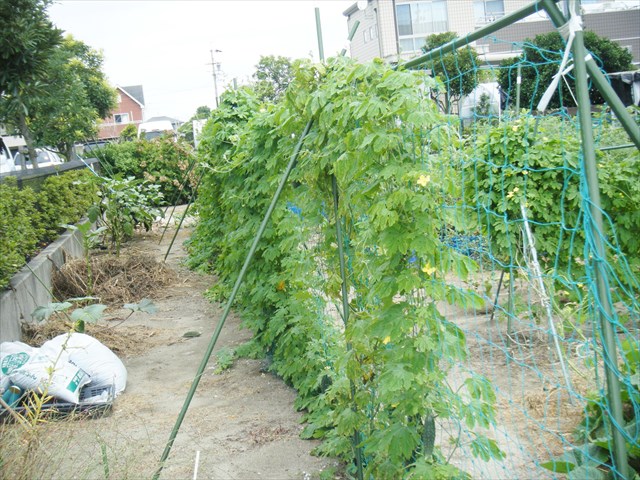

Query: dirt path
[[8, 215, 340, 479]]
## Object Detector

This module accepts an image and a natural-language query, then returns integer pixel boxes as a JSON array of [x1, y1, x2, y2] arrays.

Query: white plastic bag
[[42, 333, 127, 396], [9, 349, 90, 404], [0, 342, 34, 394]]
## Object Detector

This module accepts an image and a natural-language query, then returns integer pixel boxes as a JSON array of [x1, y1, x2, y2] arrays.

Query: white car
[[13, 148, 64, 169], [0, 138, 16, 173]]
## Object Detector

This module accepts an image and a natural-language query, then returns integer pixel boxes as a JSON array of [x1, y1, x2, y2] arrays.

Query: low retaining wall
[[0, 225, 86, 342]]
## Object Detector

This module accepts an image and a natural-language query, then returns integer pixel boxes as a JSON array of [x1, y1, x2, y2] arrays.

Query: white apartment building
[[344, 0, 640, 65]]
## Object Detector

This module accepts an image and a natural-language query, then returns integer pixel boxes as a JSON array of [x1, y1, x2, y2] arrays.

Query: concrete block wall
[[0, 225, 86, 342]]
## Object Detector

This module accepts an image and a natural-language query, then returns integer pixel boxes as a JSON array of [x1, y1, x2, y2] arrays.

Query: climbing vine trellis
[[156, 1, 639, 479]]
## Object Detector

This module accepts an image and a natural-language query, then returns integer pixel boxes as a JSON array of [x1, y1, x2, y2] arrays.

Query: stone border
[[0, 224, 87, 342]]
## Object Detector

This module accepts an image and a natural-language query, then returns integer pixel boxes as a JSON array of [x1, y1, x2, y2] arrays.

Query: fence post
[[568, 1, 630, 478]]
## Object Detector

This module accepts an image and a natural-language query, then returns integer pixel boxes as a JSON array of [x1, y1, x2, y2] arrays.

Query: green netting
[[183, 21, 639, 480]]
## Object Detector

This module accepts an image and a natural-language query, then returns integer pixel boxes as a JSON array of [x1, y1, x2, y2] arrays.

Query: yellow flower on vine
[[417, 174, 431, 187], [507, 186, 520, 199], [422, 263, 436, 275]]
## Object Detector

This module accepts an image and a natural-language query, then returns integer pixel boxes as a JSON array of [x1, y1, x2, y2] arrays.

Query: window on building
[[395, 1, 449, 53], [114, 113, 130, 124], [473, 0, 505, 25]]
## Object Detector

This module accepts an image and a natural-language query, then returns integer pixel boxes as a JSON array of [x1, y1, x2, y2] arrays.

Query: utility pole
[[210, 49, 222, 108]]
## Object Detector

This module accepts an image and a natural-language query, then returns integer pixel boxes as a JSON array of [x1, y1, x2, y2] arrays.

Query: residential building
[[98, 85, 145, 140], [344, 0, 640, 65]]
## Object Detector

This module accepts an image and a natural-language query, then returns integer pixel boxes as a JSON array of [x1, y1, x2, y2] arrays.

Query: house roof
[[146, 115, 183, 124], [119, 85, 145, 107]]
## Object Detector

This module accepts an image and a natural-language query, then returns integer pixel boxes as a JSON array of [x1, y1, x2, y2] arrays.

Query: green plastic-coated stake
[[163, 170, 204, 263], [332, 175, 364, 480], [599, 143, 635, 152], [152, 120, 314, 480], [159, 156, 199, 244], [341, 20, 360, 57], [315, 7, 325, 62], [515, 64, 522, 113], [541, 0, 640, 150], [564, 2, 630, 477]]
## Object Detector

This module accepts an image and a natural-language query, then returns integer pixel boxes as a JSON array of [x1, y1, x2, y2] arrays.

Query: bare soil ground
[[3, 213, 342, 480]]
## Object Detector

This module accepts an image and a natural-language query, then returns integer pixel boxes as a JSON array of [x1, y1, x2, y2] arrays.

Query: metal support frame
[[332, 176, 364, 480], [408, 0, 635, 477], [562, 2, 629, 477]]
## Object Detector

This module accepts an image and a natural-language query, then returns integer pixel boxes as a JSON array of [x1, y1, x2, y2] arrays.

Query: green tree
[[0, 0, 62, 164], [178, 105, 211, 144], [119, 124, 138, 142], [252, 55, 293, 103], [28, 36, 117, 160], [422, 32, 479, 113], [498, 31, 634, 111]]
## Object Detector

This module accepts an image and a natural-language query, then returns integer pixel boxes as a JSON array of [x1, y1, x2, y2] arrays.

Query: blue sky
[[49, 1, 355, 121]]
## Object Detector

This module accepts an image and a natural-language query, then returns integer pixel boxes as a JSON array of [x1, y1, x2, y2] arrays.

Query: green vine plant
[[189, 58, 504, 478]]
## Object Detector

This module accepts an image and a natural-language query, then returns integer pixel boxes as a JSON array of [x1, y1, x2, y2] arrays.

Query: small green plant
[[91, 177, 163, 254], [213, 347, 236, 374]]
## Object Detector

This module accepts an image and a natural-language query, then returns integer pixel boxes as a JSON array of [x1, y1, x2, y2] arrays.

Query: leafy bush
[[0, 170, 98, 289], [98, 137, 197, 205], [38, 169, 98, 241], [0, 178, 43, 289]]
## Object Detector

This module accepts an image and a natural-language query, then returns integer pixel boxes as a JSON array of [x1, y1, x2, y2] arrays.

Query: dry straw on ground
[[53, 254, 174, 305]]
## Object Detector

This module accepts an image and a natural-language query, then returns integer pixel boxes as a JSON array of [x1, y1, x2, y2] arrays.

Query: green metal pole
[[159, 156, 199, 244], [163, 170, 204, 262], [599, 143, 635, 152], [152, 120, 314, 480], [515, 64, 522, 113], [315, 7, 325, 62], [541, 0, 640, 149], [332, 176, 364, 480], [403, 0, 557, 70], [569, 4, 630, 478], [341, 20, 361, 57]]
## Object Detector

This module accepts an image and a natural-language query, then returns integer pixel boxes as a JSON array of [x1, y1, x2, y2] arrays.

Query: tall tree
[[0, 0, 62, 164], [253, 55, 293, 103], [422, 32, 479, 114], [498, 31, 634, 111], [28, 36, 117, 159]]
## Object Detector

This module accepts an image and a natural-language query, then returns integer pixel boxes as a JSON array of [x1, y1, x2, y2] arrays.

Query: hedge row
[[97, 137, 198, 205], [0, 170, 98, 289]]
